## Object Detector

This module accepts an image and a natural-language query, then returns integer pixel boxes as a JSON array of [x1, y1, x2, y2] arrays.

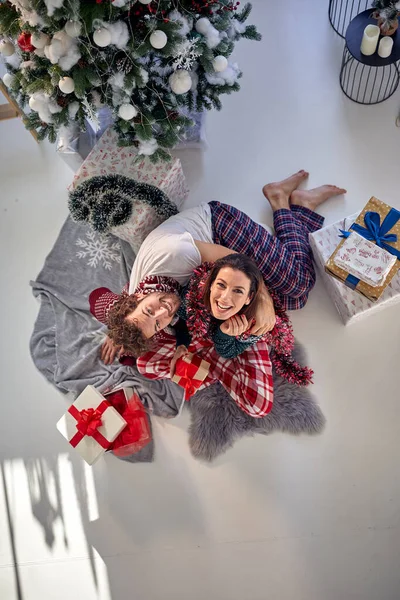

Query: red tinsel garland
[[184, 263, 314, 387]]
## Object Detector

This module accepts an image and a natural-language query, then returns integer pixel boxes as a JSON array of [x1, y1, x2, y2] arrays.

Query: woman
[[135, 253, 313, 418], [175, 253, 267, 360]]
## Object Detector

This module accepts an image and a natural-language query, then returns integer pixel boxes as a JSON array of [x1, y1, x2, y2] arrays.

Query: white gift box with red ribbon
[[57, 385, 127, 465], [310, 213, 400, 325]]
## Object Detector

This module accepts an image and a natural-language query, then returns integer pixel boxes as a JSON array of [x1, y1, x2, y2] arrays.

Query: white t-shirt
[[128, 203, 213, 293]]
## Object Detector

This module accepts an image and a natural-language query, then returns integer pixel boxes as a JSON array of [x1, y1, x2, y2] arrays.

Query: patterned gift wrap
[[333, 231, 396, 287], [310, 213, 400, 325], [325, 197, 400, 301], [172, 353, 210, 400], [69, 128, 189, 210]]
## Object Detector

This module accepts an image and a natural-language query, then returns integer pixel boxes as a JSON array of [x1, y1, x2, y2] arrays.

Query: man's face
[[126, 292, 181, 338]]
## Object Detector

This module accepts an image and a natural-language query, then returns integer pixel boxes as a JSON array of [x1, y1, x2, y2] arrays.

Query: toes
[[330, 186, 346, 194]]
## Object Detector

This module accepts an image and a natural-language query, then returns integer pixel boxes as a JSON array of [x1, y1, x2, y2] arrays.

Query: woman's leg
[[210, 173, 345, 310]]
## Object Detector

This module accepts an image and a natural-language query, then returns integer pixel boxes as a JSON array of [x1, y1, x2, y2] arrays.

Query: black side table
[[340, 10, 400, 104], [329, 0, 371, 38]]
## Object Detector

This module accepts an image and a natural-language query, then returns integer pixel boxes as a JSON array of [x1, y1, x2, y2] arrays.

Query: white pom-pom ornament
[[93, 28, 111, 48], [169, 69, 192, 95], [58, 76, 75, 94], [31, 32, 49, 49], [2, 73, 14, 87], [195, 18, 210, 35], [0, 40, 15, 57], [138, 0, 152, 4], [212, 55, 228, 72], [118, 103, 138, 121], [29, 96, 40, 111], [149, 30, 167, 49], [65, 20, 82, 38]]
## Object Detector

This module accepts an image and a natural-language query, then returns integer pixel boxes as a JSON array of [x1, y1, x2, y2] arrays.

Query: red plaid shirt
[[137, 334, 274, 418], [89, 286, 274, 417]]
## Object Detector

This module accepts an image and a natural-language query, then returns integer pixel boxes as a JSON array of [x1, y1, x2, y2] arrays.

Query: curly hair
[[107, 294, 152, 358]]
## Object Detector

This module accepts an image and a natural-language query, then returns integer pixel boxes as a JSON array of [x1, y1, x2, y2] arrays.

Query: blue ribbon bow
[[339, 209, 400, 260]]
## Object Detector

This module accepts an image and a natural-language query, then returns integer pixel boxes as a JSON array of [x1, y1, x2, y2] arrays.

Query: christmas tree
[[0, 0, 260, 161]]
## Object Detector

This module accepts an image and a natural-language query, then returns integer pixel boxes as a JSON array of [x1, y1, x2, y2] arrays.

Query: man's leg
[[210, 172, 345, 310]]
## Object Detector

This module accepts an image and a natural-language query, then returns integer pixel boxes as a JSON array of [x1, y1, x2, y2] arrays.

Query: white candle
[[360, 24, 380, 55], [378, 36, 394, 58]]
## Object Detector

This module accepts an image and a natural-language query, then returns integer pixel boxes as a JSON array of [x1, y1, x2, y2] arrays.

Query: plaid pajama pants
[[209, 202, 324, 311]]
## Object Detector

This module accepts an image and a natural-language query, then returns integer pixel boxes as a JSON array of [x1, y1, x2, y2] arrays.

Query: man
[[89, 171, 345, 362]]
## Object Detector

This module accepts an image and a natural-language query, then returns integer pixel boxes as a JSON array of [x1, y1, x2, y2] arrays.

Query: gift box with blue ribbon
[[325, 197, 400, 302]]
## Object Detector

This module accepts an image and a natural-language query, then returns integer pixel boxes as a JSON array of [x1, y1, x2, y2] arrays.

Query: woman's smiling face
[[209, 267, 252, 321]]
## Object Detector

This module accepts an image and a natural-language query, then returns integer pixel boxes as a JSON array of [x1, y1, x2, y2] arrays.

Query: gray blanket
[[30, 217, 325, 463], [30, 217, 184, 419]]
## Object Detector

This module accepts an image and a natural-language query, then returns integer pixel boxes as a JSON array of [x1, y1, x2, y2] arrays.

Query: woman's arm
[[194, 240, 237, 263], [252, 287, 276, 335]]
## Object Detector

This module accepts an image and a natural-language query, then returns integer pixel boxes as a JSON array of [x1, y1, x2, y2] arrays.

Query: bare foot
[[291, 185, 346, 211], [263, 170, 309, 199]]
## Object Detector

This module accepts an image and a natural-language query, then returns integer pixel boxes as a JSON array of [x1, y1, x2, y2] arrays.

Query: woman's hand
[[220, 315, 249, 337], [249, 287, 276, 336], [170, 345, 189, 378], [101, 336, 124, 365]]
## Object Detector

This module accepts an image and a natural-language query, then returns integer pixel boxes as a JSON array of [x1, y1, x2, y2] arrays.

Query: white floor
[[1, 1, 400, 599]]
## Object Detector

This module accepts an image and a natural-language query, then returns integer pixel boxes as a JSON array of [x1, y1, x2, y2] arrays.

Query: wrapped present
[[56, 385, 127, 465], [310, 212, 400, 325], [172, 353, 210, 400], [109, 198, 175, 254], [68, 128, 189, 253], [56, 124, 94, 173], [68, 128, 189, 211], [56, 108, 114, 172], [333, 231, 396, 287], [175, 111, 208, 150], [325, 197, 400, 301], [105, 387, 151, 457]]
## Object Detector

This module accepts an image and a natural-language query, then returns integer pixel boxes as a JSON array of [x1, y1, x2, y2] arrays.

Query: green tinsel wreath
[[68, 174, 178, 234]]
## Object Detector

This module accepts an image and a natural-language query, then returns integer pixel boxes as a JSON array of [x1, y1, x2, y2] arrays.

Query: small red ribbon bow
[[75, 408, 103, 437], [175, 361, 204, 400], [68, 400, 110, 449]]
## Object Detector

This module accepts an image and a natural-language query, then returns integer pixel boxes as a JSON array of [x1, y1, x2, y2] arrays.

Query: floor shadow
[[24, 457, 68, 549]]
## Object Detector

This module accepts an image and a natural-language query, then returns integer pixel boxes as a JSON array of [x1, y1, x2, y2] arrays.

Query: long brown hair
[[202, 253, 264, 322]]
